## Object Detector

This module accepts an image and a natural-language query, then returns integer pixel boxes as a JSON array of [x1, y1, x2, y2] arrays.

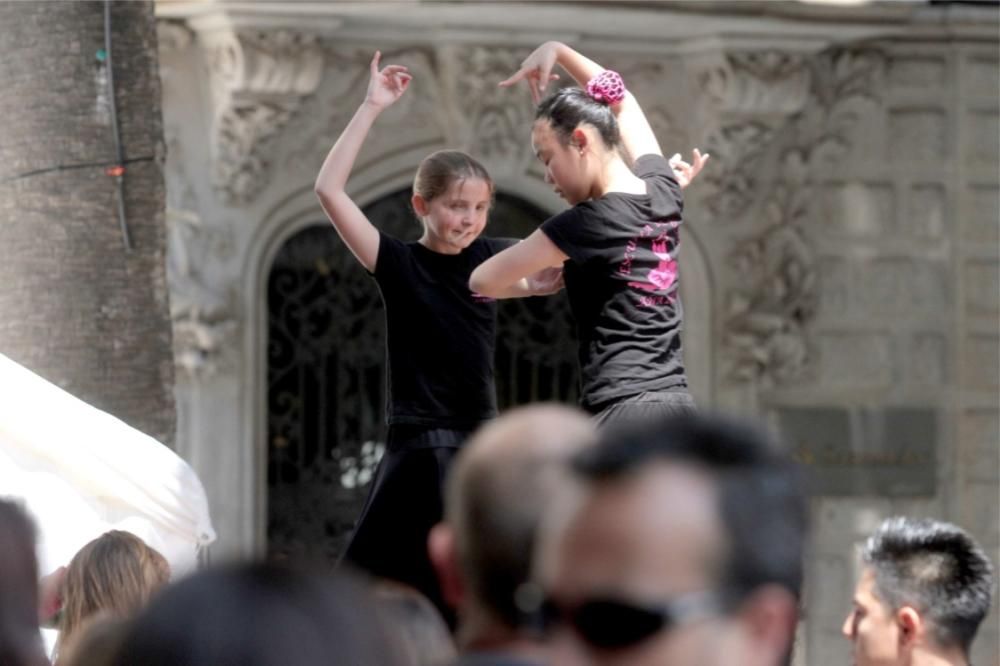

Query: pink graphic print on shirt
[[619, 221, 680, 301]]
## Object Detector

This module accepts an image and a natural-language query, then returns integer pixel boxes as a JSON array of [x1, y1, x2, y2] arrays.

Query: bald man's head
[[444, 404, 596, 630]]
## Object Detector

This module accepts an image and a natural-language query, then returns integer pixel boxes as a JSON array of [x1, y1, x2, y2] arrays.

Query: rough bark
[[0, 1, 175, 445]]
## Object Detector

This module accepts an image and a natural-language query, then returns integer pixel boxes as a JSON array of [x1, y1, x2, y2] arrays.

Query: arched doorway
[[265, 190, 577, 564]]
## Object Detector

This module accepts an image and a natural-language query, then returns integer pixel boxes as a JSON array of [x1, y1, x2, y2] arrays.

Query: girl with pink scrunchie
[[471, 41, 709, 430]]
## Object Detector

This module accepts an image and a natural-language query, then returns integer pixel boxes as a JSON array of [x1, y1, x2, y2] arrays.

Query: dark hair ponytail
[[535, 87, 622, 150]]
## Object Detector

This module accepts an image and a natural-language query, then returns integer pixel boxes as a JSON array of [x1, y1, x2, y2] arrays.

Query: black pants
[[340, 424, 472, 624]]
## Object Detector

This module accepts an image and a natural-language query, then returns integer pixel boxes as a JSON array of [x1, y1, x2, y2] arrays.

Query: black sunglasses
[[518, 586, 723, 650]]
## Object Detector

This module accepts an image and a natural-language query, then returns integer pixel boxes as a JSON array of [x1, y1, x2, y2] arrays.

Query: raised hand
[[499, 41, 561, 104], [668, 149, 710, 189], [364, 51, 412, 110]]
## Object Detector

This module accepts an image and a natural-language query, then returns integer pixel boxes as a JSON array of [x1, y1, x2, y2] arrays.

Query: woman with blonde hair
[[55, 530, 169, 661]]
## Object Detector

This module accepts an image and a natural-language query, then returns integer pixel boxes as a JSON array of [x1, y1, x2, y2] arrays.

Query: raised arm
[[470, 230, 568, 299], [500, 41, 662, 160], [314, 52, 411, 272]]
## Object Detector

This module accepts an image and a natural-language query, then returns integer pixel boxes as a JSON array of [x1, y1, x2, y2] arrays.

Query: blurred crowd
[[1, 407, 994, 666]]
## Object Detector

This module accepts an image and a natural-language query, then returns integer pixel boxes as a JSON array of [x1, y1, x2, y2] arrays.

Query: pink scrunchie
[[586, 70, 626, 105]]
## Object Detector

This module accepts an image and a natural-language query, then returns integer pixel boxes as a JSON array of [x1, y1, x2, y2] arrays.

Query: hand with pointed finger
[[364, 51, 412, 110], [668, 148, 710, 189], [499, 41, 561, 104]]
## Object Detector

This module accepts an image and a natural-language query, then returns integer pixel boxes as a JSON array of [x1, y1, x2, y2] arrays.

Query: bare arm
[[470, 230, 568, 298], [481, 266, 564, 299], [314, 52, 410, 272], [500, 41, 662, 160]]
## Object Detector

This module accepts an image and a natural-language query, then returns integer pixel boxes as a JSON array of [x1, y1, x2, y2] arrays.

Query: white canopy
[[0, 352, 215, 578]]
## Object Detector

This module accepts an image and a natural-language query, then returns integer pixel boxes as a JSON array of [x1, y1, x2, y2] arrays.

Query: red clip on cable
[[105, 165, 125, 177]]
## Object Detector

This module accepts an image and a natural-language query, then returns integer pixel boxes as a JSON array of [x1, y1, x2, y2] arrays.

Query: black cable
[[104, 0, 132, 251]]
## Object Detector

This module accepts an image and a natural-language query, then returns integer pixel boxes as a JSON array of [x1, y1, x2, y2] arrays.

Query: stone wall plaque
[[777, 406, 936, 496]]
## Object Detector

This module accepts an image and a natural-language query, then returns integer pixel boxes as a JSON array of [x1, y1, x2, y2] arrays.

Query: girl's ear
[[571, 127, 589, 154], [411, 193, 429, 218]]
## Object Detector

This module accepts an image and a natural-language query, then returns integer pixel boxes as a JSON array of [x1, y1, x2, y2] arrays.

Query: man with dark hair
[[527, 412, 808, 666], [428, 404, 597, 665], [843, 516, 995, 666]]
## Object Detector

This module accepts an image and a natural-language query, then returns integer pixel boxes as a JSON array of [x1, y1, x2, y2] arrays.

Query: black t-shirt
[[372, 231, 515, 428], [540, 154, 688, 411]]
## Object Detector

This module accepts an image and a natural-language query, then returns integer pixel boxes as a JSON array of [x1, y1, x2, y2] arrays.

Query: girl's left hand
[[364, 51, 412, 110], [669, 149, 710, 189], [499, 41, 562, 104]]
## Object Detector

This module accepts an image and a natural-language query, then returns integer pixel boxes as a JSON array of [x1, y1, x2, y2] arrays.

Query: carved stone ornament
[[721, 47, 884, 386], [279, 47, 370, 174], [724, 185, 818, 386], [455, 46, 537, 168], [606, 58, 684, 163], [172, 305, 239, 378], [202, 29, 324, 205], [166, 207, 238, 378], [689, 50, 811, 219], [702, 120, 776, 218], [157, 20, 193, 54], [699, 51, 811, 116]]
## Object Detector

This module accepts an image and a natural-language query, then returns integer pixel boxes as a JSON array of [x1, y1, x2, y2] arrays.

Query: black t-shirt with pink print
[[540, 153, 688, 412], [372, 231, 516, 429]]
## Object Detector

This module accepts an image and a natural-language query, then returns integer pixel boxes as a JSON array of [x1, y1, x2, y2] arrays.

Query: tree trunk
[[0, 1, 175, 445]]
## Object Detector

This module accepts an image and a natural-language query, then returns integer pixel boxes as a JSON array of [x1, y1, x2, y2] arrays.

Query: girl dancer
[[471, 41, 708, 428], [314, 52, 560, 614]]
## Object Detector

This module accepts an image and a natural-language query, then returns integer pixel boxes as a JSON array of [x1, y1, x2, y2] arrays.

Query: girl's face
[[532, 119, 589, 205], [414, 177, 491, 254]]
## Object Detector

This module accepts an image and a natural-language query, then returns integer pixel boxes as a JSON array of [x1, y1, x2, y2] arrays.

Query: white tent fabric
[[0, 353, 216, 579]]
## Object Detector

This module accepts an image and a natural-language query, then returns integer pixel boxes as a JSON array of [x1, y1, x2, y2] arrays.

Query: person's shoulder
[[543, 205, 591, 229], [633, 154, 682, 213], [540, 207, 589, 246], [374, 231, 417, 277], [634, 153, 677, 183], [578, 197, 616, 218], [539, 204, 607, 261], [376, 229, 408, 249]]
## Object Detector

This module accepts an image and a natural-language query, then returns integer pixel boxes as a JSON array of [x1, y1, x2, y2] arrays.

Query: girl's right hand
[[365, 51, 412, 110], [499, 41, 562, 104], [669, 149, 710, 189]]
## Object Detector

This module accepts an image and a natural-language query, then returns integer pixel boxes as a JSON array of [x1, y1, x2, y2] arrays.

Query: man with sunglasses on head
[[843, 516, 994, 666], [428, 404, 597, 666], [526, 412, 808, 666]]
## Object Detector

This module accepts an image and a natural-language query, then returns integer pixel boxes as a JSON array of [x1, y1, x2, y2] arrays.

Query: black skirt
[[340, 424, 473, 620]]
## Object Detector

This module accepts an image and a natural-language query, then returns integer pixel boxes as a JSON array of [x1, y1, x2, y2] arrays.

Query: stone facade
[[155, 2, 998, 663]]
